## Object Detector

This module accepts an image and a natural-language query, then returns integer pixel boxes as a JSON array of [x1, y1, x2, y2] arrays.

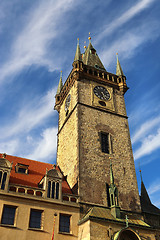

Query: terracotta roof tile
[[0, 153, 72, 194]]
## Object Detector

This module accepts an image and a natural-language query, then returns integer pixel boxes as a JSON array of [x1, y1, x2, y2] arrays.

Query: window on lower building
[[0, 171, 7, 190], [1, 205, 16, 225], [29, 209, 43, 229], [59, 214, 71, 233], [101, 132, 113, 154], [47, 181, 59, 199], [15, 163, 29, 174]]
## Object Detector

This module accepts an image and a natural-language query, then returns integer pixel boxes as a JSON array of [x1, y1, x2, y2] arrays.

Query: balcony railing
[[9, 184, 45, 197], [8, 184, 79, 204]]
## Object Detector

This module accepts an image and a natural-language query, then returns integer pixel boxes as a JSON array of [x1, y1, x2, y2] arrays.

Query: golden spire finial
[[77, 38, 79, 45], [139, 161, 143, 182], [2, 153, 6, 159], [88, 32, 91, 41], [84, 41, 86, 49]]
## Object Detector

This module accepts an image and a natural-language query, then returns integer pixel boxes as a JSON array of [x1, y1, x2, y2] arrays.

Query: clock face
[[93, 86, 110, 101], [65, 94, 71, 111]]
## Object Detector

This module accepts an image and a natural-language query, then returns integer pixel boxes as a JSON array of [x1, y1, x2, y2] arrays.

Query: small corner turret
[[72, 38, 83, 74], [74, 38, 82, 62], [116, 53, 128, 94], [116, 53, 124, 76], [54, 71, 63, 112], [109, 158, 121, 219]]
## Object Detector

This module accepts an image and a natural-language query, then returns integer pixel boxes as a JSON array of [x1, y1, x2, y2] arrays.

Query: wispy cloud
[[100, 19, 159, 68], [26, 127, 57, 162], [0, 0, 76, 85], [96, 0, 156, 43], [148, 179, 160, 195], [0, 139, 20, 156], [148, 179, 160, 207], [134, 128, 160, 160], [0, 87, 56, 140], [132, 116, 160, 144]]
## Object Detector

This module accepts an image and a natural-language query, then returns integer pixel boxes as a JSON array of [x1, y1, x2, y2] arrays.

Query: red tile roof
[[0, 154, 72, 194]]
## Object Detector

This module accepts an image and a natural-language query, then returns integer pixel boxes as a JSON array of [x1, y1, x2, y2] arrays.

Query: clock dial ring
[[93, 86, 110, 101], [65, 94, 71, 112]]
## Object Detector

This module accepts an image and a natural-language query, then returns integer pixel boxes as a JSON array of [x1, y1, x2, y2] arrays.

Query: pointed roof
[[116, 54, 124, 76], [74, 38, 82, 61], [82, 41, 106, 70], [56, 71, 63, 95], [140, 180, 160, 215], [141, 181, 151, 205]]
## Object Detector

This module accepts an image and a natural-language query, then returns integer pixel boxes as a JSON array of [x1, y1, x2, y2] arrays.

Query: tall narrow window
[[101, 132, 109, 153], [47, 181, 51, 198], [106, 183, 111, 207], [51, 182, 55, 198], [29, 209, 43, 229], [59, 214, 71, 233], [0, 171, 7, 190], [1, 172, 7, 190], [56, 182, 59, 199], [1, 205, 16, 226], [0, 171, 2, 184]]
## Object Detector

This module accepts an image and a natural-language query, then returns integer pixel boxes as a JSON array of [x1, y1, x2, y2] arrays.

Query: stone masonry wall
[[57, 81, 79, 189], [57, 77, 141, 212], [90, 220, 156, 240], [78, 79, 141, 212]]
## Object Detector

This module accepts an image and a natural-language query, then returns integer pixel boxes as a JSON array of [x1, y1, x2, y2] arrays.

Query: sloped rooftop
[[79, 206, 150, 228], [0, 153, 72, 194]]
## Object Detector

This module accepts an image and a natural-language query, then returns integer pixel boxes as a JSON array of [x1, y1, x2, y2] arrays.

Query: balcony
[[8, 184, 79, 204]]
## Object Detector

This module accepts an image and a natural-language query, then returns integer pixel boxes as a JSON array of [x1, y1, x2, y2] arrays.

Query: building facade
[[0, 37, 160, 240]]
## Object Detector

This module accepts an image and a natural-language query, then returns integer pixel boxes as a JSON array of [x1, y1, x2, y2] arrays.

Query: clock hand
[[101, 92, 105, 98]]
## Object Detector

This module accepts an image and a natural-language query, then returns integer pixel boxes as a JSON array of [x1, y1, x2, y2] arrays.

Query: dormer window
[[15, 163, 29, 174], [45, 168, 62, 200]]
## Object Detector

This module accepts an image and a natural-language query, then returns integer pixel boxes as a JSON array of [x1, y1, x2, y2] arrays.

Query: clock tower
[[54, 37, 141, 213]]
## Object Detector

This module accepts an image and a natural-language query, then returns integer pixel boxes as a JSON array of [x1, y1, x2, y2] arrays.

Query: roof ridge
[[0, 153, 54, 166]]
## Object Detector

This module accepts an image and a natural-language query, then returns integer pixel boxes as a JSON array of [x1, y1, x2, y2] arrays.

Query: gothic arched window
[[47, 181, 60, 199]]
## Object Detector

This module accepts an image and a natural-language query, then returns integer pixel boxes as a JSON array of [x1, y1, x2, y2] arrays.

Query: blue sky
[[0, 0, 160, 207]]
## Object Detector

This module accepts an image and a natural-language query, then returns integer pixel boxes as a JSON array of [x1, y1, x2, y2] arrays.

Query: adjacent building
[[0, 37, 160, 240]]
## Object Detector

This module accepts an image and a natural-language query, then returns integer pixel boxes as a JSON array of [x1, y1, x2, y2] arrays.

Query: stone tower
[[54, 37, 141, 213]]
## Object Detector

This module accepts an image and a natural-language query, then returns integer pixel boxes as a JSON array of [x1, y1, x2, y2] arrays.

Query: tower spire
[[110, 158, 114, 185], [109, 158, 120, 218], [139, 161, 143, 182], [74, 38, 82, 61], [56, 71, 63, 95], [88, 32, 91, 43], [116, 53, 124, 76]]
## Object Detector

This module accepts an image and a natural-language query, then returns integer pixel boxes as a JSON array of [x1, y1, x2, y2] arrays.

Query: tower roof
[[116, 54, 124, 76], [140, 180, 160, 214], [82, 41, 106, 70], [56, 71, 63, 95], [74, 38, 82, 61], [141, 180, 151, 204]]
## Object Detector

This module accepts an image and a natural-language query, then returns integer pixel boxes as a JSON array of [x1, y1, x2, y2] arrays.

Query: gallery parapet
[[7, 184, 79, 204]]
